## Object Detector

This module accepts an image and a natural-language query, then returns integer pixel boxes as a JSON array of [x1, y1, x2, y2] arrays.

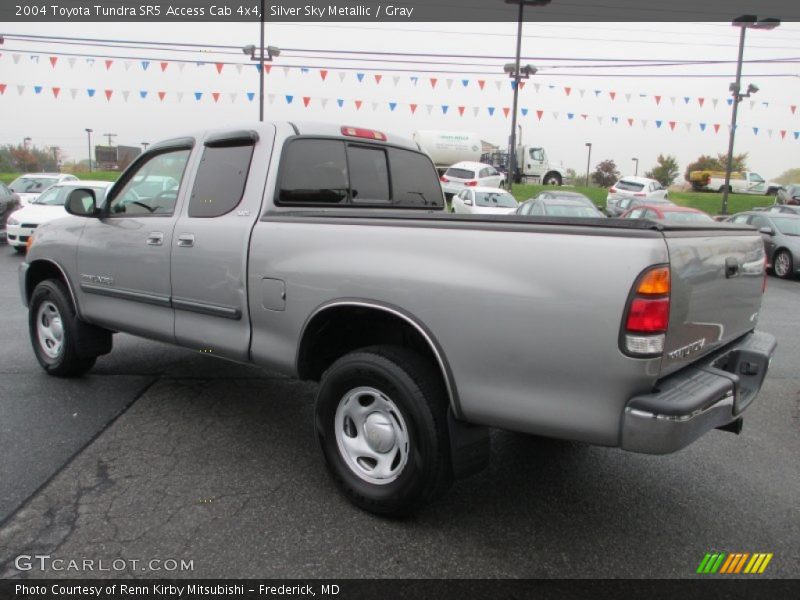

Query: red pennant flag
[[697, 97, 705, 107], [780, 130, 787, 139], [564, 87, 571, 96], [52, 87, 60, 98], [502, 107, 510, 118], [215, 63, 224, 74], [160, 62, 169, 72], [457, 106, 465, 116], [319, 69, 328, 80], [791, 105, 797, 114], [105, 59, 113, 70], [536, 110, 544, 120], [668, 121, 676, 130], [374, 74, 382, 84], [212, 92, 220, 103], [627, 118, 634, 126], [477, 80, 485, 90], [354, 100, 362, 110], [158, 91, 166, 101], [429, 78, 438, 88], [0, 83, 6, 95], [303, 96, 311, 107], [654, 96, 662, 105], [713, 123, 721, 133], [105, 89, 113, 101], [581, 114, 588, 120], [409, 103, 417, 114], [49, 56, 58, 67], [609, 91, 616, 100], [518, 81, 525, 90], [264, 64, 272, 74]]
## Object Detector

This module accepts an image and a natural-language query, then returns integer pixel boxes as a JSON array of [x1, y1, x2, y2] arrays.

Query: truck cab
[[516, 145, 564, 186]]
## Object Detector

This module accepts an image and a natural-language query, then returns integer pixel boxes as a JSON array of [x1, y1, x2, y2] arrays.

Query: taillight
[[440, 175, 449, 183], [621, 265, 670, 357], [465, 180, 478, 187]]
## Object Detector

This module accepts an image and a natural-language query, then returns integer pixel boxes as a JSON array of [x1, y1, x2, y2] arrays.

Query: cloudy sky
[[2, 19, 799, 180]]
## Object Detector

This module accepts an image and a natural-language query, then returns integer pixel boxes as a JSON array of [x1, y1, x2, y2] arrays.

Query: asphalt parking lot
[[0, 245, 797, 579]]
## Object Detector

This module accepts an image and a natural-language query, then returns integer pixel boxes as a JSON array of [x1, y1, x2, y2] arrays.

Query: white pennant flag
[[371, 101, 378, 111], [13, 54, 21, 64], [229, 93, 237, 103], [178, 63, 185, 72], [17, 85, 25, 95], [768, 128, 773, 138], [579, 89, 586, 98], [552, 111, 559, 119], [685, 122, 692, 132], [642, 119, 648, 128], [122, 90, 130, 102], [30, 55, 40, 63], [393, 76, 400, 86], [494, 80, 502, 91], [625, 93, 632, 102], [68, 57, 77, 69], [534, 83, 540, 93], [446, 79, 453, 89], [70, 88, 78, 99], [338, 72, 347, 82], [670, 96, 676, 106], [282, 66, 291, 76], [749, 100, 755, 109], [596, 116, 603, 124], [176, 92, 184, 102], [426, 104, 434, 115], [85, 58, 94, 67], [235, 64, 243, 74], [321, 98, 329, 109], [268, 93, 276, 104], [124, 61, 132, 71], [472, 107, 480, 117]]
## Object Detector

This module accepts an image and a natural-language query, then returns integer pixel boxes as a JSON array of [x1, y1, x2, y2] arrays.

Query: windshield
[[475, 191, 517, 208], [773, 218, 800, 236], [544, 204, 602, 217], [9, 176, 57, 193], [662, 211, 714, 223], [33, 185, 108, 206]]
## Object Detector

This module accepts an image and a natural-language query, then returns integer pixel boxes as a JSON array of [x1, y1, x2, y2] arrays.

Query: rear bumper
[[621, 330, 777, 454]]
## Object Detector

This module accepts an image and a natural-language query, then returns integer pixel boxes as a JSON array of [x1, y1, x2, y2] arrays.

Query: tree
[[564, 168, 578, 186], [0, 143, 59, 172], [644, 154, 680, 187], [773, 168, 800, 185], [684, 152, 748, 182], [591, 159, 619, 188]]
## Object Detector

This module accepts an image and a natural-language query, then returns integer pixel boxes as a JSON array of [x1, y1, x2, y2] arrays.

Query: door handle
[[176, 233, 195, 247], [725, 257, 740, 279], [146, 232, 164, 246]]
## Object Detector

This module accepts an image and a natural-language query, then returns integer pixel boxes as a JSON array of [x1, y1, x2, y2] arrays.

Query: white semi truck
[[412, 130, 483, 175]]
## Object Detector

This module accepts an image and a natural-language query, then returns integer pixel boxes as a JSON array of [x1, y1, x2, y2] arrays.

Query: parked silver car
[[606, 176, 670, 216], [730, 211, 800, 279], [775, 184, 800, 206]]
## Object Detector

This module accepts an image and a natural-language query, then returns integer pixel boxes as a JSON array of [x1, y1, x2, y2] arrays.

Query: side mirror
[[758, 226, 775, 236], [65, 188, 99, 217], [463, 199, 473, 206]]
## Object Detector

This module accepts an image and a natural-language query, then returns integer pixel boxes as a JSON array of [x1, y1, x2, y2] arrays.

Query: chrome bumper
[[621, 331, 777, 454]]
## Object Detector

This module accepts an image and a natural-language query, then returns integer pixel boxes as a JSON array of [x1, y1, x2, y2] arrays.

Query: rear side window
[[189, 143, 255, 218], [616, 180, 645, 192], [278, 138, 443, 208]]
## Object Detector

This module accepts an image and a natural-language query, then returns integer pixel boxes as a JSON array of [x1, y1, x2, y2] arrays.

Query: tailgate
[[661, 229, 766, 377]]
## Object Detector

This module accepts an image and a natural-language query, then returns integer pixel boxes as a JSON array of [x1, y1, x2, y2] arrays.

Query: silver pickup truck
[[19, 122, 777, 516]]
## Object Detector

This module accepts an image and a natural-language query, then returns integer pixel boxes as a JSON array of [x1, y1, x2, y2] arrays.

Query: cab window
[[109, 149, 191, 216]]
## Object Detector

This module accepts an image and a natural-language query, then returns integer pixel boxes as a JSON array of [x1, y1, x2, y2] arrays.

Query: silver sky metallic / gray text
[[269, 5, 414, 18]]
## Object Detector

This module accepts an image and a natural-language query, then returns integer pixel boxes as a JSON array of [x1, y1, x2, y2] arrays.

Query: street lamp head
[[520, 64, 538, 77], [585, 142, 592, 147], [732, 15, 781, 30], [242, 45, 256, 56], [267, 46, 281, 58], [747, 83, 759, 95], [503, 63, 516, 75], [85, 128, 93, 133]]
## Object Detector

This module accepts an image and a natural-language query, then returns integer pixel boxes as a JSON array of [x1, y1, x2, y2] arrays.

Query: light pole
[[504, 0, 550, 191], [721, 14, 780, 215], [243, 2, 281, 122], [632, 157, 639, 176], [585, 143, 592, 187], [141, 142, 150, 151], [104, 133, 117, 146], [85, 128, 93, 172]]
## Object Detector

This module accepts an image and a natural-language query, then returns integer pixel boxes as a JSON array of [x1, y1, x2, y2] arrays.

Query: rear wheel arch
[[296, 300, 460, 416]]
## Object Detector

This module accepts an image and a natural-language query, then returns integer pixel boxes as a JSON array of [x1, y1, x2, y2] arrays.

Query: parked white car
[[6, 180, 112, 253], [606, 176, 669, 216], [7, 173, 79, 206], [440, 161, 504, 199], [451, 186, 518, 215]]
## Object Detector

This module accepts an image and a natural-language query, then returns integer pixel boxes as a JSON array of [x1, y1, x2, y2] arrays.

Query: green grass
[[511, 183, 774, 216], [0, 171, 121, 185]]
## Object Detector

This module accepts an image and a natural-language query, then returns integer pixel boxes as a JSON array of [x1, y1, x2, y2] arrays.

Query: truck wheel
[[773, 250, 793, 279], [544, 172, 562, 186], [13, 246, 26, 255], [29, 280, 97, 377], [314, 346, 452, 517], [718, 185, 732, 193]]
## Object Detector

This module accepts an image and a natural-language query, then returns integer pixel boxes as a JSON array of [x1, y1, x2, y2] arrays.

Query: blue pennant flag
[[255, 64, 262, 73], [87, 88, 96, 97], [246, 92, 255, 101], [488, 107, 495, 116], [140, 90, 148, 99], [727, 98, 733, 106], [441, 105, 449, 114], [656, 120, 663, 128], [521, 108, 528, 116], [567, 113, 574, 120], [612, 116, 619, 124], [794, 131, 799, 140], [594, 90, 601, 96], [356, 73, 365, 82], [699, 123, 707, 131], [752, 127, 759, 135], [410, 76, 418, 86], [684, 97, 690, 104], [194, 92, 202, 101], [285, 95, 293, 104], [301, 68, 309, 74], [389, 102, 397, 111], [462, 80, 469, 87], [34, 86, 43, 94], [141, 61, 150, 70], [337, 99, 344, 107]]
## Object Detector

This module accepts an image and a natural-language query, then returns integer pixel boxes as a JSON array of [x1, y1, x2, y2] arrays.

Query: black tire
[[544, 172, 562, 186], [718, 185, 732, 193], [29, 280, 97, 377], [314, 346, 452, 517], [772, 249, 794, 279], [13, 245, 26, 255]]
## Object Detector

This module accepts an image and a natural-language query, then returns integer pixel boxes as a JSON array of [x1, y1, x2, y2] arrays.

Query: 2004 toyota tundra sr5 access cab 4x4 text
[[19, 122, 776, 516]]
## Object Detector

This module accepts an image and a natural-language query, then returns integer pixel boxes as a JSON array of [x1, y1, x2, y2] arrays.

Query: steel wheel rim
[[775, 253, 790, 277], [334, 386, 410, 485], [36, 301, 64, 359]]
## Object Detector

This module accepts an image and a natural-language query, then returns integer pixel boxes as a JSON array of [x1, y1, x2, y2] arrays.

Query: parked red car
[[620, 204, 714, 223]]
